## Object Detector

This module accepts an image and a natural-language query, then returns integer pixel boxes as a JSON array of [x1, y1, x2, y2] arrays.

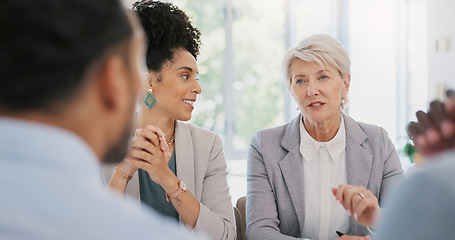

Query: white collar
[[299, 115, 346, 163]]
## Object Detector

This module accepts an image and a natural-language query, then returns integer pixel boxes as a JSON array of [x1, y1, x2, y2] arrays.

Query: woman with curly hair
[[103, 1, 236, 239]]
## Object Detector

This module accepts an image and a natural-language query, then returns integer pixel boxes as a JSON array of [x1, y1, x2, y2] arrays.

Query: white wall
[[122, 0, 135, 9], [428, 0, 455, 100]]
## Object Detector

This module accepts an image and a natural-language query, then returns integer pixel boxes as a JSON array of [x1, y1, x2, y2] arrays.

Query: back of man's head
[[0, 0, 132, 112]]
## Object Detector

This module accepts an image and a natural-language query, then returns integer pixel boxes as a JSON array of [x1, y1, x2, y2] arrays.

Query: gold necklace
[[166, 135, 175, 148]]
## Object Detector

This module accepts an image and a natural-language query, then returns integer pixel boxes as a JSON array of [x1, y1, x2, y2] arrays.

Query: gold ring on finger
[[358, 192, 365, 199]]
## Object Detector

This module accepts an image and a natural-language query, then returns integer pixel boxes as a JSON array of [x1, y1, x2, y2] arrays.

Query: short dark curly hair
[[0, 0, 132, 111], [133, 1, 201, 72]]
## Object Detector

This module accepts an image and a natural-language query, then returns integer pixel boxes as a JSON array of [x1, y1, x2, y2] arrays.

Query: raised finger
[[407, 121, 424, 141], [416, 110, 434, 130], [342, 186, 360, 215], [352, 193, 377, 220], [354, 198, 372, 220], [407, 121, 429, 151], [440, 119, 455, 139], [334, 184, 347, 204], [142, 126, 170, 154], [144, 125, 166, 138], [416, 110, 442, 146], [445, 90, 455, 120], [136, 128, 161, 148], [350, 186, 367, 213], [428, 100, 446, 127], [350, 193, 364, 220]]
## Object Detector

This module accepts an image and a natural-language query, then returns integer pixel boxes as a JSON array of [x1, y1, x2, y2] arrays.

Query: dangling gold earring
[[144, 87, 156, 109]]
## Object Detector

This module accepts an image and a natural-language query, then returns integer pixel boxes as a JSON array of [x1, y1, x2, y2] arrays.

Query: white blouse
[[299, 115, 350, 240]]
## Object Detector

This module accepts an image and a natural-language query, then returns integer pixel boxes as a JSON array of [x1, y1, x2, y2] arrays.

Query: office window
[[347, 0, 400, 142]]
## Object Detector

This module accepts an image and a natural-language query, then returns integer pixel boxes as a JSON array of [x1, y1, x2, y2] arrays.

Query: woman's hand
[[335, 235, 370, 240], [332, 184, 379, 228], [408, 90, 455, 156], [125, 125, 178, 191], [124, 125, 201, 228], [114, 127, 170, 177]]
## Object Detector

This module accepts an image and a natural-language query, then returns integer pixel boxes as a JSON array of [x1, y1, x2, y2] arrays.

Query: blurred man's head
[[0, 0, 147, 163]]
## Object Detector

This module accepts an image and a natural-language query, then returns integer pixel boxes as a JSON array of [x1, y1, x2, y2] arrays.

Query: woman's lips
[[308, 102, 325, 109], [183, 99, 195, 109]]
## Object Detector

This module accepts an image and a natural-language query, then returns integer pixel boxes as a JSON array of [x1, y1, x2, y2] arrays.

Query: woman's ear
[[342, 74, 351, 96], [288, 79, 294, 97], [288, 87, 294, 97], [148, 70, 163, 85]]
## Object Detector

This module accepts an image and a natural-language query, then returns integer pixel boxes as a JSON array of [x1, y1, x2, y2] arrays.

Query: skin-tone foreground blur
[[0, 0, 204, 238], [1, 14, 146, 164], [408, 90, 455, 156]]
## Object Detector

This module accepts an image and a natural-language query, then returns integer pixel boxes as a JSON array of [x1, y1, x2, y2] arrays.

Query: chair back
[[235, 196, 246, 240]]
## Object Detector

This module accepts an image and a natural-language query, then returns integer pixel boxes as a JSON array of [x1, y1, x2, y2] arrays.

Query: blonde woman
[[246, 34, 403, 240]]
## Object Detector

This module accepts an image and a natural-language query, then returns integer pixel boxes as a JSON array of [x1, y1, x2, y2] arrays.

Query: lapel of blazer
[[342, 114, 373, 235], [174, 121, 196, 196], [343, 114, 373, 187], [278, 114, 306, 235]]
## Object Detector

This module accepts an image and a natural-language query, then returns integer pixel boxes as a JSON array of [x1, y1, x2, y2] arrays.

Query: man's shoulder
[[411, 150, 455, 183], [0, 169, 202, 240]]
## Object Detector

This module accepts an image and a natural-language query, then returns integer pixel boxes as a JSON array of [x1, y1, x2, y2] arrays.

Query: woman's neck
[[137, 105, 175, 139], [303, 115, 341, 142]]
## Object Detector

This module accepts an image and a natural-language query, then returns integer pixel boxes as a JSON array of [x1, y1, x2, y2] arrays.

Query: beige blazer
[[246, 113, 404, 240], [103, 121, 236, 240]]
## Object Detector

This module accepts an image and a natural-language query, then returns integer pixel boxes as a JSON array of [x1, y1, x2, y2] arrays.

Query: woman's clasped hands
[[121, 125, 178, 189]]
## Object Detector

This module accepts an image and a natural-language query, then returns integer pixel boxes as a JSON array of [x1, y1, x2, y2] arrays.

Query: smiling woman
[[149, 49, 201, 121], [102, 1, 236, 240]]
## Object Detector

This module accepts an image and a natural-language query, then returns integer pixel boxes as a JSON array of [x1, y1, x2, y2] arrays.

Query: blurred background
[[123, 0, 455, 204]]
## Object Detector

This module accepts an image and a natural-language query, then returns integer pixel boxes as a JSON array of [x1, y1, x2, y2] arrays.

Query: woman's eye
[[181, 75, 189, 80], [320, 75, 328, 80], [296, 79, 304, 84]]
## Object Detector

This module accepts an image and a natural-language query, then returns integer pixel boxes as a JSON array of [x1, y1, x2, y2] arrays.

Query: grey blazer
[[246, 114, 404, 240], [103, 121, 236, 240]]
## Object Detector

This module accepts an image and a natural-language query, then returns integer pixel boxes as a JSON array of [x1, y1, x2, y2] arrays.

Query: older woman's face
[[289, 59, 350, 126]]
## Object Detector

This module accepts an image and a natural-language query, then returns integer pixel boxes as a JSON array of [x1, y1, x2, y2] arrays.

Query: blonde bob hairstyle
[[283, 33, 351, 108]]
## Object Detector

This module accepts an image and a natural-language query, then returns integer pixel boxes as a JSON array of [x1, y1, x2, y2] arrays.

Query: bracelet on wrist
[[165, 180, 187, 202], [113, 167, 132, 181]]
